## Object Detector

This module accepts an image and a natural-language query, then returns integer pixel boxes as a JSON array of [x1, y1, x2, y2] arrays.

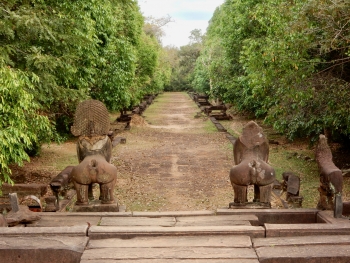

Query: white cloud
[[138, 0, 224, 47]]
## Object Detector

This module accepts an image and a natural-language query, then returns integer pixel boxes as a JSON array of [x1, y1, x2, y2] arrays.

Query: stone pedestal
[[229, 202, 271, 209], [72, 200, 119, 212]]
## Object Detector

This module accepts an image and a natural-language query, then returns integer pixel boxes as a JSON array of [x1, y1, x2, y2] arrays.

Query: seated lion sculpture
[[229, 121, 276, 207]]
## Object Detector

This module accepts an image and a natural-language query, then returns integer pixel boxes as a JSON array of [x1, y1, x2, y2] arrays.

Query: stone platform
[[0, 209, 350, 262]]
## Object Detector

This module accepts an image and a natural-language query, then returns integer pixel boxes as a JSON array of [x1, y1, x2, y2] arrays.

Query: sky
[[138, 0, 225, 47]]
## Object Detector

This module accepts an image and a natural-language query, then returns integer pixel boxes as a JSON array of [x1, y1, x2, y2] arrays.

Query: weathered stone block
[[1, 183, 47, 197], [81, 247, 258, 261], [0, 236, 88, 263], [256, 244, 350, 263], [265, 223, 350, 237], [88, 225, 265, 239]]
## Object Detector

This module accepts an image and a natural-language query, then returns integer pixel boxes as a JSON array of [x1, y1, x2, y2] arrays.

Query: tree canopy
[[193, 0, 350, 142], [3, 0, 350, 186], [0, 0, 171, 186]]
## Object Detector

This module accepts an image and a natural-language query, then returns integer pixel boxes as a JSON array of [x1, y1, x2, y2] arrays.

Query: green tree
[[195, 0, 350, 141], [168, 29, 204, 91], [0, 0, 160, 186], [89, 0, 143, 111]]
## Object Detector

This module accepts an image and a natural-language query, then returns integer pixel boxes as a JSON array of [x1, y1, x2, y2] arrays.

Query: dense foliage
[[193, 0, 350, 142], [165, 29, 204, 91], [0, 0, 170, 186]]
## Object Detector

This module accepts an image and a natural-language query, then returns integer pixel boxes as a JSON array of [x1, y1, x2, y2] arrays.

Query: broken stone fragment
[[5, 205, 41, 227]]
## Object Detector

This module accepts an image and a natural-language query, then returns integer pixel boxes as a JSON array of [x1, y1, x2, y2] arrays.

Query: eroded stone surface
[[5, 205, 41, 226], [81, 259, 259, 263], [230, 121, 276, 206], [253, 235, 350, 248], [175, 215, 258, 227], [265, 223, 350, 237], [100, 217, 176, 227], [72, 201, 119, 212], [87, 235, 252, 249], [132, 211, 215, 217], [81, 247, 258, 260], [0, 236, 88, 263], [26, 215, 101, 227], [88, 225, 265, 239], [315, 134, 343, 212], [0, 225, 88, 237], [256, 244, 350, 263]]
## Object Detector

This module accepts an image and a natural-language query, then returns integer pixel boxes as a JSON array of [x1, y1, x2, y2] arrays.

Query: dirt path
[[113, 92, 234, 211]]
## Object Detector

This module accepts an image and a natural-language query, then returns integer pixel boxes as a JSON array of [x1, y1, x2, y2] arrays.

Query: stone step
[[0, 225, 88, 237], [217, 208, 319, 224], [27, 215, 101, 227], [174, 215, 258, 227], [87, 235, 252, 248], [132, 210, 215, 217], [265, 223, 350, 237], [81, 260, 259, 263], [255, 244, 350, 263], [100, 217, 176, 227], [253, 235, 350, 262], [253, 235, 350, 247], [88, 225, 265, 239], [99, 215, 258, 227], [81, 247, 258, 261], [0, 236, 88, 263]]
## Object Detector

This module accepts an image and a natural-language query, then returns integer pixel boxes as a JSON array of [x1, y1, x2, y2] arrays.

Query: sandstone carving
[[229, 121, 276, 207], [6, 193, 40, 226], [315, 134, 343, 217], [71, 100, 117, 205], [282, 171, 303, 207], [71, 155, 117, 205]]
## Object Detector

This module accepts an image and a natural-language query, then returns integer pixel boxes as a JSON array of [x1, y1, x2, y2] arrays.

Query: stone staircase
[[1, 209, 350, 262]]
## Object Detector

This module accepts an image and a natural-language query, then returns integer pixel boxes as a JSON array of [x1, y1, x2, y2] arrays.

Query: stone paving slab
[[256, 244, 350, 263], [175, 215, 258, 227], [27, 215, 101, 227], [81, 259, 259, 263], [317, 210, 350, 224], [217, 209, 319, 224], [37, 212, 132, 217], [81, 247, 258, 261], [100, 217, 176, 227], [0, 225, 88, 237], [133, 210, 215, 217], [265, 223, 350, 237], [88, 225, 265, 239], [0, 236, 88, 263], [87, 235, 252, 248], [253, 235, 350, 248]]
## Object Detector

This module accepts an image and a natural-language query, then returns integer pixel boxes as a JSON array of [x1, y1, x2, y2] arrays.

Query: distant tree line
[[0, 0, 172, 185]]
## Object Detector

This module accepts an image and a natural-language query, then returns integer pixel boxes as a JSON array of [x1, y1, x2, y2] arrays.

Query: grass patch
[[115, 181, 167, 212], [219, 120, 239, 138], [40, 142, 78, 172], [269, 145, 319, 208], [203, 119, 218, 133]]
